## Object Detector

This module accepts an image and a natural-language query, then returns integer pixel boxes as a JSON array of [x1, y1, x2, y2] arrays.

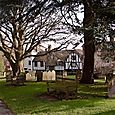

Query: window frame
[[71, 62, 76, 67], [71, 55, 76, 60], [28, 60, 31, 65], [34, 61, 38, 67], [40, 61, 44, 67]]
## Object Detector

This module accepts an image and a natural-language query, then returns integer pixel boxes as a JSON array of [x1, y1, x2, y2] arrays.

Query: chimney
[[48, 45, 51, 51]]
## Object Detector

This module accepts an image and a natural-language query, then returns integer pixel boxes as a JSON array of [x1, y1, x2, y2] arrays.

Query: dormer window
[[72, 55, 76, 60]]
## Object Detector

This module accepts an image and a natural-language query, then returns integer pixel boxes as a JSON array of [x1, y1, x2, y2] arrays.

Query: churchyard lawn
[[0, 79, 115, 115]]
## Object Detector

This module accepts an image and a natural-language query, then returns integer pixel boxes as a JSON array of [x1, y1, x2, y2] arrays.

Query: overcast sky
[[41, 5, 84, 50]]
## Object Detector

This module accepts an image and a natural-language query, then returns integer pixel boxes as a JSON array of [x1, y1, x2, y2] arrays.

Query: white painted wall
[[24, 57, 33, 71], [24, 50, 38, 71]]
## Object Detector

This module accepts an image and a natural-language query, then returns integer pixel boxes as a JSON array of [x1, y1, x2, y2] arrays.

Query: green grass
[[0, 79, 115, 115], [67, 75, 76, 79]]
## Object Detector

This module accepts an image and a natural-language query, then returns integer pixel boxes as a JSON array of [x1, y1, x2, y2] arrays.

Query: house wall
[[65, 53, 82, 70], [33, 61, 46, 71], [24, 57, 33, 71], [32, 50, 83, 72], [55, 66, 64, 70], [24, 50, 38, 72]]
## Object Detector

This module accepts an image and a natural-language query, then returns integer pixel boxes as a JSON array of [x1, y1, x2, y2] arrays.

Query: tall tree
[[53, 0, 95, 84], [57, 0, 115, 84], [0, 0, 69, 82], [80, 0, 95, 84]]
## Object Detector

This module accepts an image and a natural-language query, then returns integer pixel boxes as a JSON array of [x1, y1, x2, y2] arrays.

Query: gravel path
[[0, 99, 15, 115]]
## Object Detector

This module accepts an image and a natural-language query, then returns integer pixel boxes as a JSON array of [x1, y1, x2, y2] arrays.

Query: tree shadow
[[94, 110, 115, 115]]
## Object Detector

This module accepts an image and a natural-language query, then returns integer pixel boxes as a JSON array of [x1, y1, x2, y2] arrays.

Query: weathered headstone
[[43, 71, 48, 81], [26, 73, 32, 81], [6, 71, 13, 82], [43, 70, 56, 81], [63, 71, 67, 78], [108, 77, 115, 98]]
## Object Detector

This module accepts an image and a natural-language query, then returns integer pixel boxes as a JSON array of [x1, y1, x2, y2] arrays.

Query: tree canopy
[[0, 0, 70, 80]]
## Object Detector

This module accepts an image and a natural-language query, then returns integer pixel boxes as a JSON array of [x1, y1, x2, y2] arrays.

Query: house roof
[[33, 49, 83, 66]]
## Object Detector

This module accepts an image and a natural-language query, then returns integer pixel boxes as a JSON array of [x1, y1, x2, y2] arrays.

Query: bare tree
[[0, 0, 69, 83]]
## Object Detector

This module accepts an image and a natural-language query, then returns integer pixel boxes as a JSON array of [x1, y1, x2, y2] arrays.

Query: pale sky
[[41, 6, 84, 50]]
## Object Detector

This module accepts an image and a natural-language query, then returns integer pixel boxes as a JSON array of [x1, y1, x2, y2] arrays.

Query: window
[[34, 61, 38, 67], [24, 68, 27, 70], [72, 55, 76, 60], [40, 61, 44, 67], [57, 60, 64, 66], [28, 60, 31, 65], [71, 62, 76, 67]]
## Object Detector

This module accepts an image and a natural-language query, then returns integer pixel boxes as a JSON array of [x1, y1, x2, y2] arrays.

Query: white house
[[33, 49, 83, 72], [23, 45, 46, 72]]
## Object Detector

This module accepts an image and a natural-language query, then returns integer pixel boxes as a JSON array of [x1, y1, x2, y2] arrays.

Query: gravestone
[[35, 71, 42, 82], [43, 70, 56, 81], [26, 73, 36, 81], [108, 77, 115, 98]]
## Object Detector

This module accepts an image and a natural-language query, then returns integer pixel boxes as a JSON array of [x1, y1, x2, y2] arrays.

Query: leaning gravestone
[[108, 77, 115, 98], [6, 70, 13, 82]]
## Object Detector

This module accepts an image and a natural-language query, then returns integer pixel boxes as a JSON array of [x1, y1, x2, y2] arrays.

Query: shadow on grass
[[78, 81, 108, 98], [30, 98, 100, 113], [0, 80, 109, 114], [77, 92, 108, 99], [94, 110, 115, 115], [27, 81, 108, 114]]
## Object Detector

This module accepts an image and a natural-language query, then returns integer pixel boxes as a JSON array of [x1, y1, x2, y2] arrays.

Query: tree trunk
[[80, 0, 95, 84], [9, 59, 24, 85], [10, 60, 24, 77], [15, 60, 24, 77]]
